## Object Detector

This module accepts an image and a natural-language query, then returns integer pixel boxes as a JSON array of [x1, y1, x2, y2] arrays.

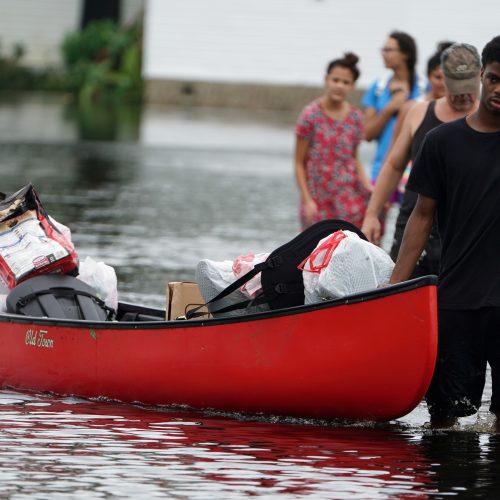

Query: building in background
[[0, 0, 499, 111], [143, 0, 500, 110], [0, 0, 143, 68]]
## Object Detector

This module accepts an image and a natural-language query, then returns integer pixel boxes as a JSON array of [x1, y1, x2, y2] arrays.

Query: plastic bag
[[77, 256, 118, 311], [301, 230, 394, 304], [49, 216, 72, 245], [232, 252, 269, 298], [0, 275, 8, 312], [195, 258, 270, 317], [0, 184, 78, 287]]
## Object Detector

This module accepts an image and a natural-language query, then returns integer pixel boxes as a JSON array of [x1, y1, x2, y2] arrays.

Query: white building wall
[[144, 0, 500, 88], [0, 0, 143, 68], [121, 0, 144, 25], [0, 0, 81, 67]]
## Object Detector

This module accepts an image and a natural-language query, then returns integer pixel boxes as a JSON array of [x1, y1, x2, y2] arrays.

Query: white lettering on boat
[[25, 328, 54, 349]]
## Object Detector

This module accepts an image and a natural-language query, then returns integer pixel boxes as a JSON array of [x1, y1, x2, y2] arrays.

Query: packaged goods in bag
[[191, 220, 367, 318], [0, 184, 78, 288], [300, 230, 394, 304]]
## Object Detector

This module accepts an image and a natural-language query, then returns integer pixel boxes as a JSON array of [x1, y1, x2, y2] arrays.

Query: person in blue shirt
[[362, 31, 424, 184]]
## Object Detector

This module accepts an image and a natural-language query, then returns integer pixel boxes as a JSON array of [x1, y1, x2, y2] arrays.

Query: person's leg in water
[[485, 307, 500, 432], [426, 309, 487, 428]]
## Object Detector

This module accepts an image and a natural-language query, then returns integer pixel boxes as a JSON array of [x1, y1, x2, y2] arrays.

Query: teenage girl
[[295, 53, 370, 230]]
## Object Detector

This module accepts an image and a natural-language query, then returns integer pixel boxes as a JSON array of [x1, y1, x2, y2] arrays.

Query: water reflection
[[0, 391, 434, 498], [419, 431, 500, 499], [4, 389, 500, 499], [63, 99, 142, 142], [2, 390, 500, 498]]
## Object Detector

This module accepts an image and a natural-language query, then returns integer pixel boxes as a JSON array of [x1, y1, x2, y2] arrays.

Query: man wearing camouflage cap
[[388, 36, 500, 428]]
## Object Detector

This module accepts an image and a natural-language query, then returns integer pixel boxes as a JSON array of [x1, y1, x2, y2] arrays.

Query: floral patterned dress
[[296, 100, 369, 229]]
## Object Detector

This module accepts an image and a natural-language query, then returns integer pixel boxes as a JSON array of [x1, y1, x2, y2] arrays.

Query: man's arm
[[389, 194, 437, 283], [362, 103, 426, 244]]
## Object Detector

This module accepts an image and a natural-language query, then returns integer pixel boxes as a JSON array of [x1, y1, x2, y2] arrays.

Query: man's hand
[[389, 194, 436, 284]]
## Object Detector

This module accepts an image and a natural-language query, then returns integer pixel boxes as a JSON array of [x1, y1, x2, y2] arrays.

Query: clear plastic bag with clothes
[[77, 256, 118, 311], [301, 230, 395, 304]]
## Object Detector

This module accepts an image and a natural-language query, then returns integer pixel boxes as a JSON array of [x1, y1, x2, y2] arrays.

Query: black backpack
[[186, 219, 367, 319]]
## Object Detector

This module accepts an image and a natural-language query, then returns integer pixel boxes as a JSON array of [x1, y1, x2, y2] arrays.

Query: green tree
[[61, 19, 143, 102]]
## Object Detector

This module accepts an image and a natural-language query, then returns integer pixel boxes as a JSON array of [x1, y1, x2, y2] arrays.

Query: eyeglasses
[[381, 47, 400, 53]]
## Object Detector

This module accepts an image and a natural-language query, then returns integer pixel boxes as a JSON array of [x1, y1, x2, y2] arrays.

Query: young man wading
[[388, 36, 500, 427]]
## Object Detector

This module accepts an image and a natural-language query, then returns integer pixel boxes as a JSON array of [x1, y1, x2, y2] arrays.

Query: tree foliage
[[61, 20, 143, 102]]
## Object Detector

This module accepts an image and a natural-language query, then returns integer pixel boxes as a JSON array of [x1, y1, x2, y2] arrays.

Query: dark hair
[[427, 41, 454, 75], [389, 31, 417, 90], [326, 52, 360, 81], [481, 35, 500, 67]]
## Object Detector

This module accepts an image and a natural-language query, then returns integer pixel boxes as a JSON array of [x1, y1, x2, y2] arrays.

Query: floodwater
[[0, 94, 498, 498]]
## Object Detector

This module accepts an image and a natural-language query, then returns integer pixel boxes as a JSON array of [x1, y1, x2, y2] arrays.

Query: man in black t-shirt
[[389, 36, 500, 427]]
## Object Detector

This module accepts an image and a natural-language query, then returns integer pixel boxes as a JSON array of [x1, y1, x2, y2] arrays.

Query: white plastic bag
[[195, 256, 271, 317], [0, 294, 7, 313], [301, 230, 394, 304], [77, 256, 118, 311], [232, 253, 269, 298], [196, 259, 236, 296], [0, 275, 8, 312], [49, 216, 72, 245]]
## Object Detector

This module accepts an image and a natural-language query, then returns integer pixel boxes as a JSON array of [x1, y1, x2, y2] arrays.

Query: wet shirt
[[407, 118, 500, 309]]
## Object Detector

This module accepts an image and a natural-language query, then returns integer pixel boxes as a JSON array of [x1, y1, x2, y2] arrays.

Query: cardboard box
[[167, 281, 211, 320]]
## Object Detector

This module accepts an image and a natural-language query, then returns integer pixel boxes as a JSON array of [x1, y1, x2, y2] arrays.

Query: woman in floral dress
[[294, 53, 371, 230]]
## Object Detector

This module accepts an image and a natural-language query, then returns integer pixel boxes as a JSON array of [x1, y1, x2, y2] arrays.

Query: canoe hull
[[0, 279, 437, 421]]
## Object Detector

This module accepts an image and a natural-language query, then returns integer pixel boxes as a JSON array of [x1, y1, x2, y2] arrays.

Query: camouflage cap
[[441, 43, 481, 95]]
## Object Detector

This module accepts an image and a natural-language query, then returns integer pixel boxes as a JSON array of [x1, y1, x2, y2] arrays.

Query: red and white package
[[0, 185, 78, 288]]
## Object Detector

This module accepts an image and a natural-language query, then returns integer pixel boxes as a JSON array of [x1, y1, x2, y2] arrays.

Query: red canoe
[[0, 276, 437, 422]]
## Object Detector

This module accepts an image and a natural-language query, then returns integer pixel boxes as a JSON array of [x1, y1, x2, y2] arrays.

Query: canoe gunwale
[[0, 275, 437, 329]]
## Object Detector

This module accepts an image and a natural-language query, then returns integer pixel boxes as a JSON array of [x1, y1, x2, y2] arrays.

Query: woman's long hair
[[389, 31, 417, 90]]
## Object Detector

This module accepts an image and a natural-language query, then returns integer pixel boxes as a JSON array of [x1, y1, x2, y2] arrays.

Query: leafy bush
[[0, 43, 32, 90], [61, 20, 143, 102], [0, 20, 143, 99]]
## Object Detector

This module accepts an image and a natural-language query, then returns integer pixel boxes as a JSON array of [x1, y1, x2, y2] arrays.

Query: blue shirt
[[362, 76, 424, 181]]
